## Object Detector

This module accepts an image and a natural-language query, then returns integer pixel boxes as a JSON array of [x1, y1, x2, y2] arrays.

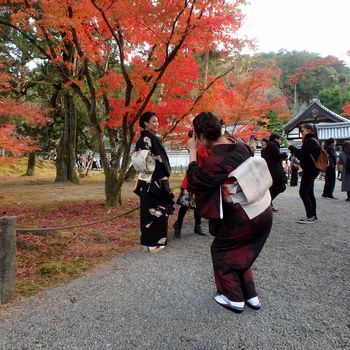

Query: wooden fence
[[0, 216, 16, 304]]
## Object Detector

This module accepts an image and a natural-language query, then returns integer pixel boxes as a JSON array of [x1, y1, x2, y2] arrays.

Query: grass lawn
[[0, 158, 183, 300]]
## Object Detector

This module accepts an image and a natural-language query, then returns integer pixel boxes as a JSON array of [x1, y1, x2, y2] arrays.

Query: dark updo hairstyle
[[139, 111, 157, 129], [193, 112, 222, 141], [301, 123, 318, 139]]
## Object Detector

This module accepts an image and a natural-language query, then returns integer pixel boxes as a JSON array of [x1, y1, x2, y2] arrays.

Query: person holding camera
[[133, 111, 174, 253], [173, 132, 208, 238], [186, 112, 272, 313]]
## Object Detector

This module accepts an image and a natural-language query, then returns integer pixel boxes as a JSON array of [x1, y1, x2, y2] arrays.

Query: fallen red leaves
[[2, 199, 140, 297]]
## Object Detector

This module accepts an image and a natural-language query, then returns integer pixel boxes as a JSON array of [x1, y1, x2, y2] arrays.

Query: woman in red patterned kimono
[[186, 112, 273, 313]]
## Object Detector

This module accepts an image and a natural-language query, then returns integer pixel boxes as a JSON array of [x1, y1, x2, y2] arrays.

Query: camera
[[188, 130, 193, 138]]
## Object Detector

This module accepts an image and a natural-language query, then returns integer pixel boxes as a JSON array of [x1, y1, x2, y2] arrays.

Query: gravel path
[[0, 180, 349, 350]]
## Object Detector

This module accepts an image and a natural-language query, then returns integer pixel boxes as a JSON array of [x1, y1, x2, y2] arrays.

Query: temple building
[[283, 98, 350, 144]]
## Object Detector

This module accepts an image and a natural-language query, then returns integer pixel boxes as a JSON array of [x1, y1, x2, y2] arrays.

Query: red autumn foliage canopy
[[289, 56, 343, 84], [1, 0, 288, 163], [196, 64, 288, 130], [1, 0, 247, 134], [0, 63, 50, 158], [341, 102, 350, 118]]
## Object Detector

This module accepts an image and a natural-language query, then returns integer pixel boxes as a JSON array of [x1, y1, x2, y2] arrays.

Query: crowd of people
[[130, 110, 350, 313], [76, 154, 104, 170]]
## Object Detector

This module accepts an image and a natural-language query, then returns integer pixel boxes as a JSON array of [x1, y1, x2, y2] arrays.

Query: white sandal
[[214, 294, 244, 313], [146, 246, 165, 253], [246, 296, 261, 310]]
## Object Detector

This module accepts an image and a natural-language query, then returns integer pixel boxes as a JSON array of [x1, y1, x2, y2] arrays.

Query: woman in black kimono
[[134, 112, 173, 253], [186, 112, 273, 313]]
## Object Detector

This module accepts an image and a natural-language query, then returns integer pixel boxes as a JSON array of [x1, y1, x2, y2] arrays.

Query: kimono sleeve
[[186, 158, 227, 193], [186, 158, 227, 220], [136, 135, 153, 152]]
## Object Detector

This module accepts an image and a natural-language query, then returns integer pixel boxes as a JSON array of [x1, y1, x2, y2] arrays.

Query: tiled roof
[[283, 99, 348, 131], [316, 122, 350, 140]]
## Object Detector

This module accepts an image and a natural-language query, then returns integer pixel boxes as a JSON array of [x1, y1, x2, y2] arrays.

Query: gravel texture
[[0, 180, 349, 350]]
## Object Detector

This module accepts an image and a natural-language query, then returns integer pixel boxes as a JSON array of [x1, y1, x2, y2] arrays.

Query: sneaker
[[298, 217, 316, 224]]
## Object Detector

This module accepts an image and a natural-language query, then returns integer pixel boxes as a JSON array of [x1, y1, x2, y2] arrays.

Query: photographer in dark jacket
[[261, 133, 288, 212], [322, 138, 337, 199], [288, 124, 321, 224]]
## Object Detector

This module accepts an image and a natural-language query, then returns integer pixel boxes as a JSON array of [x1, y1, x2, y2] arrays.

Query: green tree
[[319, 86, 350, 114]]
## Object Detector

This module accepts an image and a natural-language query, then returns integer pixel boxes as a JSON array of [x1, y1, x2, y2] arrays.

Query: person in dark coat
[[338, 141, 350, 201], [261, 133, 288, 211], [322, 138, 337, 199], [288, 124, 321, 223], [186, 112, 272, 313]]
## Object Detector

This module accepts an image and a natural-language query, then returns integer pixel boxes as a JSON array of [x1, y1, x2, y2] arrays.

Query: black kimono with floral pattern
[[187, 140, 273, 302], [135, 130, 172, 247]]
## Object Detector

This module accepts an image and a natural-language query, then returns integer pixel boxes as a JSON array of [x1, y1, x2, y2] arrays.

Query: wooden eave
[[283, 100, 348, 133]]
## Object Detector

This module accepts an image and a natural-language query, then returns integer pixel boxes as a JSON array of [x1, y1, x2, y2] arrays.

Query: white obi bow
[[222, 157, 273, 219]]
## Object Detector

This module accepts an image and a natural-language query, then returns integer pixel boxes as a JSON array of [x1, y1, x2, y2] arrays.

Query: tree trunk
[[99, 126, 134, 207], [55, 93, 79, 184], [24, 152, 36, 176], [104, 169, 122, 207], [124, 165, 136, 181]]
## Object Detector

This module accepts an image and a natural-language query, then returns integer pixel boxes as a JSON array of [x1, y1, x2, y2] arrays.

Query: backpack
[[310, 142, 329, 172]]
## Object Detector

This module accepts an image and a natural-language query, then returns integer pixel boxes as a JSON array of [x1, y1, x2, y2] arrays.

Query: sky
[[239, 0, 350, 65]]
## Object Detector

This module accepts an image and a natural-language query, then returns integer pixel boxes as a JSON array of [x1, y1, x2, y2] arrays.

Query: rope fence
[[15, 185, 181, 234], [16, 206, 140, 234]]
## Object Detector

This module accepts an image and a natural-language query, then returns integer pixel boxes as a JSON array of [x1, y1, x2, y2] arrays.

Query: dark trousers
[[290, 169, 299, 186], [322, 167, 336, 197], [299, 171, 319, 218], [177, 205, 201, 226]]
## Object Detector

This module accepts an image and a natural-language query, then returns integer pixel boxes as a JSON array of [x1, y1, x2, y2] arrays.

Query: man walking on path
[[261, 133, 288, 212]]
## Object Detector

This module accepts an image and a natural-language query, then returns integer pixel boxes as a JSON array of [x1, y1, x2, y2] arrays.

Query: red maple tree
[[2, 1, 290, 204], [288, 55, 343, 85], [195, 63, 288, 134], [341, 102, 350, 118], [0, 64, 50, 160]]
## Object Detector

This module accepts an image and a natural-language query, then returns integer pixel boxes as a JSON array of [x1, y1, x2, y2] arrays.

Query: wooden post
[[0, 216, 16, 304]]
